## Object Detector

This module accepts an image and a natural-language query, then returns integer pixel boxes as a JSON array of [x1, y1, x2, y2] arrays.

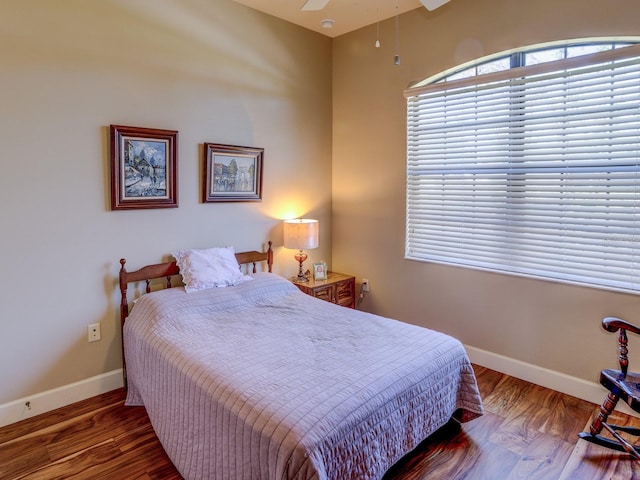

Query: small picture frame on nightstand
[[313, 261, 327, 280]]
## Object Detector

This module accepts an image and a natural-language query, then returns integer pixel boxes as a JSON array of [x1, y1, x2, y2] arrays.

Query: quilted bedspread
[[124, 273, 483, 480]]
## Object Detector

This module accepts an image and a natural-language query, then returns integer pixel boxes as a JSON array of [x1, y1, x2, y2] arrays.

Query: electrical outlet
[[362, 279, 369, 292], [88, 323, 101, 342]]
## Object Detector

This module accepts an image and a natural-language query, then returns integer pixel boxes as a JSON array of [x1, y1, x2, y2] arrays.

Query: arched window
[[404, 39, 640, 293]]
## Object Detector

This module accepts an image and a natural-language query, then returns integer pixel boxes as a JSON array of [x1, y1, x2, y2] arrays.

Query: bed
[[120, 242, 483, 480]]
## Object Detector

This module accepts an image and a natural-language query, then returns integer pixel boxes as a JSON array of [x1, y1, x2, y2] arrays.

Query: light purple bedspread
[[124, 273, 483, 480]]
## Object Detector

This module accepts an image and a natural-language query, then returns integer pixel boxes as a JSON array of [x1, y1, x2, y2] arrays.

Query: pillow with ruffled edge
[[171, 246, 253, 293]]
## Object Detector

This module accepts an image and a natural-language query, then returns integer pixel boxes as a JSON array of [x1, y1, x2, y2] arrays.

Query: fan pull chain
[[375, 0, 381, 47], [394, 1, 400, 65]]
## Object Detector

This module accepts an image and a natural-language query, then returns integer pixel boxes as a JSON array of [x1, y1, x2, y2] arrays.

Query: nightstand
[[294, 272, 356, 309]]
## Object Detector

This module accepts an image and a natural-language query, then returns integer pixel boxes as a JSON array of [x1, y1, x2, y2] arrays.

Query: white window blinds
[[404, 44, 640, 293]]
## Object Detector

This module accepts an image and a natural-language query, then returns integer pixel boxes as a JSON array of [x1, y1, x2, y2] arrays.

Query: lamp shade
[[283, 219, 319, 250]]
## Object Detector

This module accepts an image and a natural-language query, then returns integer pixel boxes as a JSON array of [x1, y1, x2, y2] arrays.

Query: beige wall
[[332, 0, 640, 382], [0, 0, 332, 405]]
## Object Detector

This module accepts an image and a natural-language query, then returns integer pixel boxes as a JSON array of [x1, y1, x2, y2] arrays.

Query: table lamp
[[283, 219, 319, 283]]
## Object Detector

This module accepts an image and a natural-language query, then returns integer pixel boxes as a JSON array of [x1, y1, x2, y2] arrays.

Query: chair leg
[[590, 391, 619, 435], [578, 391, 640, 459], [602, 423, 640, 460]]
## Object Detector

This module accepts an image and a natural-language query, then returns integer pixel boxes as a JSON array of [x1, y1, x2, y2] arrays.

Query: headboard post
[[119, 258, 130, 386]]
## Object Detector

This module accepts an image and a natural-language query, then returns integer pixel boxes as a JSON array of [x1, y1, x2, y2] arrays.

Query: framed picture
[[313, 261, 327, 281], [203, 143, 263, 202], [110, 125, 178, 210]]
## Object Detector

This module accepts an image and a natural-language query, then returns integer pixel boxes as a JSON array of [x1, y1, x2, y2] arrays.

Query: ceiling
[[232, 0, 426, 38]]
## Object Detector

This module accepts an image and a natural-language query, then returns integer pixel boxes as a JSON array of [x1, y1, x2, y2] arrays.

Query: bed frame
[[118, 241, 273, 385]]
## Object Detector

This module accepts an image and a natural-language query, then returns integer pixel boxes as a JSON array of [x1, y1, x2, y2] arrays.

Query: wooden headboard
[[118, 241, 273, 385]]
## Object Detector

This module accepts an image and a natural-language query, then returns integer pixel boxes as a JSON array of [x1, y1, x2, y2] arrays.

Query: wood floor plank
[[539, 390, 594, 441], [471, 365, 504, 399], [0, 389, 125, 444], [505, 430, 574, 480], [114, 422, 165, 454], [384, 410, 520, 479], [110, 424, 181, 480], [0, 443, 51, 480], [130, 474, 153, 480], [87, 445, 178, 480], [15, 440, 122, 480], [481, 374, 539, 417], [44, 403, 151, 461], [3, 365, 640, 479], [0, 403, 128, 478], [146, 463, 185, 480]]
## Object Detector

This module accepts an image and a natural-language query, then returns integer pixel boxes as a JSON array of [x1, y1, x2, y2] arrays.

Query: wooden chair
[[579, 317, 640, 459]]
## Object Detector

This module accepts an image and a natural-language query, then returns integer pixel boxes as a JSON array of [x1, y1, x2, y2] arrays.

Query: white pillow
[[171, 246, 252, 293]]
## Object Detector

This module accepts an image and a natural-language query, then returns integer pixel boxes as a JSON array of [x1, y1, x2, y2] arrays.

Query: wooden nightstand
[[294, 272, 356, 309]]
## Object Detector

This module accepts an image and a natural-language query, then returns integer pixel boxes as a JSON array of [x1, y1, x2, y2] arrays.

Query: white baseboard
[[0, 369, 124, 428], [465, 345, 639, 418]]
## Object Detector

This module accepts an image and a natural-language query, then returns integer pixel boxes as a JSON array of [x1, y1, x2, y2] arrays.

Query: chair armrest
[[603, 317, 640, 336]]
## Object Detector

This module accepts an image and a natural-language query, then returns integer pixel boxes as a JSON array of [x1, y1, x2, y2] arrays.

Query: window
[[405, 40, 640, 293]]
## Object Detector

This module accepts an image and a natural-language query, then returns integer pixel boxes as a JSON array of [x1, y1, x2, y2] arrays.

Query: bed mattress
[[124, 273, 483, 479]]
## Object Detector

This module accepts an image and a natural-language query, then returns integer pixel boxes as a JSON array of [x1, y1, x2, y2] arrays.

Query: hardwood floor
[[2, 365, 639, 479]]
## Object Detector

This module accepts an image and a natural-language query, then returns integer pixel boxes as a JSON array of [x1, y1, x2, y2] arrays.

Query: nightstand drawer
[[313, 285, 334, 303], [335, 279, 355, 308]]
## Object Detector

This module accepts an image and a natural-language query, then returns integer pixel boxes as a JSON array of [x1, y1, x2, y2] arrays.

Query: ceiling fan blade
[[301, 0, 330, 11], [419, 0, 450, 10]]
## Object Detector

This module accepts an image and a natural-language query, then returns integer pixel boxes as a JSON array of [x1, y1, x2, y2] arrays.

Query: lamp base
[[292, 250, 309, 283]]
